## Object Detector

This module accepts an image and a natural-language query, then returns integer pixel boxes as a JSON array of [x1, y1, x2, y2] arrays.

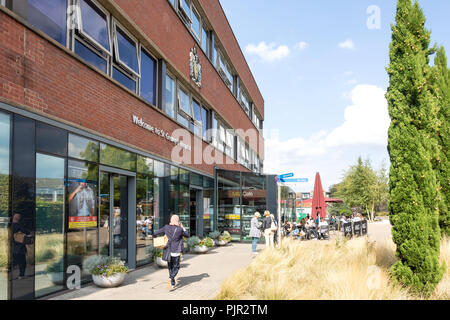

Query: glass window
[[181, 0, 191, 18], [0, 113, 10, 301], [201, 27, 208, 54], [79, 0, 110, 51], [115, 25, 138, 73], [74, 39, 108, 73], [27, 0, 67, 45], [67, 159, 99, 283], [191, 7, 201, 40], [177, 113, 189, 128], [168, 0, 175, 7], [137, 155, 153, 175], [201, 107, 208, 141], [36, 122, 67, 157], [113, 66, 136, 93], [136, 173, 154, 267], [217, 169, 241, 241], [164, 74, 176, 118], [100, 143, 136, 171], [68, 134, 99, 162], [192, 99, 202, 122], [35, 154, 65, 298], [178, 87, 191, 116], [140, 49, 156, 105]]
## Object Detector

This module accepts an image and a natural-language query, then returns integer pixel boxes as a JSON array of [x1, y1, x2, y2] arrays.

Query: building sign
[[132, 115, 191, 151], [190, 46, 202, 88]]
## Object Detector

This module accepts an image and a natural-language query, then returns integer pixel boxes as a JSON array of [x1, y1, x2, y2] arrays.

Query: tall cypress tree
[[433, 47, 449, 236], [386, 0, 444, 295]]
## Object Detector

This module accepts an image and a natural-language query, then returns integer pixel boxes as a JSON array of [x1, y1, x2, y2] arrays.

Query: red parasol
[[311, 172, 327, 220]]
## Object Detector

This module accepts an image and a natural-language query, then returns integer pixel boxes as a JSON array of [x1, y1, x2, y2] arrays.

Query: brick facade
[[0, 0, 264, 176]]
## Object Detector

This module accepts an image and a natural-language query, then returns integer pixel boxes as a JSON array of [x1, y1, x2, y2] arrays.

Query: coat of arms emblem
[[190, 46, 202, 88]]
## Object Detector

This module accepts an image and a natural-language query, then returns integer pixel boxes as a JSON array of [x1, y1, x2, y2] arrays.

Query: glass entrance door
[[99, 172, 129, 263]]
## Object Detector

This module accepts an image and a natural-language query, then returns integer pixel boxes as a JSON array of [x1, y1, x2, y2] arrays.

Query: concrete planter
[[92, 273, 126, 288], [216, 240, 227, 246], [156, 257, 168, 268], [193, 245, 208, 253]]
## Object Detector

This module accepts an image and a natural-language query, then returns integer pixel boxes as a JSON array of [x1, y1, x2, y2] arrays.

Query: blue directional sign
[[280, 178, 309, 183], [278, 173, 294, 180]]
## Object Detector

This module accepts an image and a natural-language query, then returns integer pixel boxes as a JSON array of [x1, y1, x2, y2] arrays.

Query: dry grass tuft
[[216, 236, 450, 300]]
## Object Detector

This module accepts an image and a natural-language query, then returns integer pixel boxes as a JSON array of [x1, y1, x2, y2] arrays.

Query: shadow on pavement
[[175, 273, 210, 289]]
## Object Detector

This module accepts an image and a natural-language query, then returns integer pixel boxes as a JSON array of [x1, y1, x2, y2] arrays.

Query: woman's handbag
[[154, 235, 168, 249], [270, 220, 278, 232], [161, 228, 177, 262]]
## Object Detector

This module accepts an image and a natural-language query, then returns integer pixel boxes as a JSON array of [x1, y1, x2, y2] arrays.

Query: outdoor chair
[[343, 222, 353, 239], [353, 221, 362, 237], [318, 225, 329, 240], [361, 220, 368, 235]]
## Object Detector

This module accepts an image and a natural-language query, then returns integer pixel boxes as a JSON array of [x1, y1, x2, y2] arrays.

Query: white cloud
[[245, 42, 290, 62], [264, 84, 390, 192], [339, 39, 355, 50], [294, 41, 309, 51], [325, 85, 389, 147], [346, 79, 358, 85]]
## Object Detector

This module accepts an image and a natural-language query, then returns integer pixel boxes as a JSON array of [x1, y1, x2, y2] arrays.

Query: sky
[[219, 0, 450, 193]]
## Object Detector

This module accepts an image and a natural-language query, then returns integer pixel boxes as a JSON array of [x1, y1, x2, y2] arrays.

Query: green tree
[[386, 0, 443, 295], [335, 157, 381, 221], [432, 47, 449, 236]]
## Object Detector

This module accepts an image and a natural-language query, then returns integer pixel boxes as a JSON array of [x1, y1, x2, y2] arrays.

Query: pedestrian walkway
[[47, 242, 254, 300]]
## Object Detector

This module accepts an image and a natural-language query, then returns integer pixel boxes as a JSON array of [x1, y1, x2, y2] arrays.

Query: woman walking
[[262, 211, 274, 248], [153, 215, 189, 290], [249, 211, 262, 255]]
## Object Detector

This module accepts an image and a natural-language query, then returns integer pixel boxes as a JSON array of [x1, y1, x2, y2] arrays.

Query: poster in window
[[67, 161, 98, 229]]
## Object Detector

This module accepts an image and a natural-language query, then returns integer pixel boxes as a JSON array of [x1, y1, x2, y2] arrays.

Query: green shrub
[[208, 231, 221, 240], [187, 236, 201, 249]]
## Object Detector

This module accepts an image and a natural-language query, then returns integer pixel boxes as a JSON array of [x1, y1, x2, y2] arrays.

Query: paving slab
[[47, 242, 255, 300]]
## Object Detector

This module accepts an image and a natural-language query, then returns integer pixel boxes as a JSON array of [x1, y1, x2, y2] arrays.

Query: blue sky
[[219, 0, 450, 192]]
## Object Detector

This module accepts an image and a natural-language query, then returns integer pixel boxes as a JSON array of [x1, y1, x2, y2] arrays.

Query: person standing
[[262, 211, 274, 248], [153, 215, 189, 290], [270, 214, 278, 245], [249, 212, 262, 255]]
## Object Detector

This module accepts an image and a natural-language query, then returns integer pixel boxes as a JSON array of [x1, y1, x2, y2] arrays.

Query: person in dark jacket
[[153, 215, 189, 290], [262, 211, 274, 248]]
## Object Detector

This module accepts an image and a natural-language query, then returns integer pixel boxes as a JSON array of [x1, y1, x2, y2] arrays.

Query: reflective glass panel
[[113, 67, 136, 93], [217, 170, 241, 241], [0, 113, 10, 300], [67, 160, 99, 283], [116, 27, 138, 73], [178, 87, 191, 116], [28, 0, 67, 45], [181, 0, 191, 17], [75, 39, 108, 73], [140, 50, 156, 105], [201, 107, 208, 140], [35, 154, 65, 297], [100, 143, 136, 171], [137, 156, 153, 175], [192, 8, 201, 39], [136, 173, 154, 266], [164, 74, 175, 118], [192, 99, 202, 122], [201, 27, 208, 53], [68, 134, 99, 162], [80, 0, 110, 50], [36, 122, 67, 157], [177, 112, 189, 128]]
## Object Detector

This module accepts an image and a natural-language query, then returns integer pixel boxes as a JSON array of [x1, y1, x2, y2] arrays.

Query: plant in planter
[[83, 255, 128, 288], [187, 236, 208, 253], [218, 231, 232, 244], [208, 231, 221, 241], [203, 237, 214, 249]]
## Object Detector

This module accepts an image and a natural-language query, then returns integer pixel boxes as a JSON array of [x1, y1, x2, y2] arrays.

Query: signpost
[[275, 173, 308, 248]]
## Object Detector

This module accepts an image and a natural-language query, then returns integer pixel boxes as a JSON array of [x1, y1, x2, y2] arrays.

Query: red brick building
[[0, 0, 265, 299]]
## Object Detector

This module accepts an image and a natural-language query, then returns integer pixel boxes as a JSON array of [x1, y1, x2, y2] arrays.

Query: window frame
[[164, 71, 177, 119], [112, 18, 141, 78], [191, 5, 202, 42], [177, 82, 193, 121], [178, 0, 192, 24], [139, 44, 158, 106], [75, 0, 112, 56]]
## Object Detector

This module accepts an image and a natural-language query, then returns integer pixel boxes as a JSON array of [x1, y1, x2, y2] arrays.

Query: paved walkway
[[47, 220, 392, 300], [48, 242, 254, 300]]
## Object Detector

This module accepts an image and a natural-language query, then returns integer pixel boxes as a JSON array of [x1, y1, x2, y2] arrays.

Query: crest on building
[[190, 46, 202, 88]]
